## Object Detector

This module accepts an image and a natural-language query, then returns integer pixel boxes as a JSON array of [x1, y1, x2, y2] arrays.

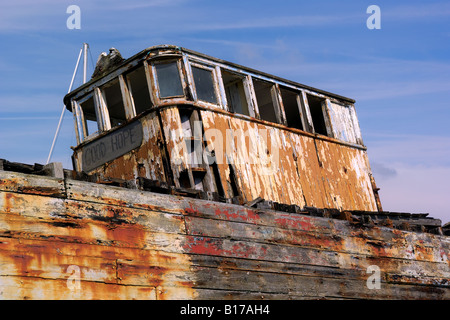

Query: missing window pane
[[222, 70, 249, 115], [79, 96, 99, 137], [102, 79, 126, 127], [127, 66, 153, 115], [280, 87, 303, 130], [192, 66, 217, 104], [155, 62, 184, 98], [253, 79, 278, 123], [307, 94, 328, 136]]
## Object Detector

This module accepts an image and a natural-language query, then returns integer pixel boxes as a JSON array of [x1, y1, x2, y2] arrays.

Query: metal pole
[[46, 46, 84, 164], [83, 43, 88, 84]]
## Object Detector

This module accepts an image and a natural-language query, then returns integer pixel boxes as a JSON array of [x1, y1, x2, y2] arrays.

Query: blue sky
[[1, 0, 449, 223]]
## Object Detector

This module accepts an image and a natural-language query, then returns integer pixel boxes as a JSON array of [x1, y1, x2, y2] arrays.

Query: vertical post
[[83, 43, 88, 84]]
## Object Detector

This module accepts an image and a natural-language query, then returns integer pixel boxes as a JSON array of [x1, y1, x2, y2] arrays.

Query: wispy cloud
[[111, 0, 189, 10], [371, 162, 398, 179], [384, 2, 450, 19], [367, 133, 450, 167], [0, 94, 64, 113], [376, 164, 450, 223], [185, 14, 360, 32]]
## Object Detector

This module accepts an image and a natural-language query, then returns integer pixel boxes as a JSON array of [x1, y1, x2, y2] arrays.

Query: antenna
[[46, 43, 89, 165]]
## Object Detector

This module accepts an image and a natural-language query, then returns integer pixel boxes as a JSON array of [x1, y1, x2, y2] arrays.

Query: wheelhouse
[[64, 45, 381, 212]]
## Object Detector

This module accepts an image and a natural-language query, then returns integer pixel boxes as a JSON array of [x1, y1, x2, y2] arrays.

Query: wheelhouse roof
[[64, 44, 355, 109]]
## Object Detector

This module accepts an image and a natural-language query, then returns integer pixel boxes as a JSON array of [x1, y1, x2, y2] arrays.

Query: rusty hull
[[0, 169, 448, 299]]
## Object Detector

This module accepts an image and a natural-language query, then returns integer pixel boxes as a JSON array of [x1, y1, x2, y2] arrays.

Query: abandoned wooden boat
[[0, 45, 448, 300]]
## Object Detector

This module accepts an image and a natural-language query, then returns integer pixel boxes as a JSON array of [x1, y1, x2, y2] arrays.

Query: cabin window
[[191, 65, 218, 104], [222, 70, 250, 116], [78, 95, 99, 139], [253, 79, 278, 123], [126, 66, 153, 115], [280, 86, 303, 130], [101, 79, 126, 127], [307, 94, 329, 136], [155, 61, 184, 98]]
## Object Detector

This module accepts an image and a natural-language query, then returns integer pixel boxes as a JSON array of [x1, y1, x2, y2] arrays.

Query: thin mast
[[46, 44, 86, 165], [83, 43, 88, 84]]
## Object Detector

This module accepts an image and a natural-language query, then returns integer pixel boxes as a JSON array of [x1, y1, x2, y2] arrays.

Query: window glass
[[155, 62, 184, 98], [280, 86, 303, 130], [102, 79, 126, 127], [126, 66, 153, 115], [222, 70, 249, 115], [253, 79, 278, 123], [79, 96, 99, 137], [192, 66, 217, 104]]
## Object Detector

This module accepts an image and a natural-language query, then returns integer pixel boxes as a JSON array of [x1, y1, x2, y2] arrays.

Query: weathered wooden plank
[[0, 212, 182, 252], [0, 171, 65, 198], [187, 249, 450, 281], [159, 287, 295, 300], [0, 249, 117, 283], [0, 191, 65, 216], [182, 235, 340, 267], [63, 199, 186, 234], [386, 273, 449, 287], [183, 201, 450, 264], [0, 190, 186, 235], [0, 276, 156, 300], [184, 198, 334, 233], [66, 179, 186, 214], [184, 217, 450, 284], [184, 215, 449, 264], [157, 265, 449, 300]]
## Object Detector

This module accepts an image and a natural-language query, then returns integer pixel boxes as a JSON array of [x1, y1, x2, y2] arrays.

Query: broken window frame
[[96, 78, 130, 130], [220, 68, 254, 116], [303, 92, 334, 137], [251, 77, 284, 125], [278, 85, 309, 131], [187, 61, 221, 106], [123, 63, 154, 117], [72, 93, 102, 143]]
